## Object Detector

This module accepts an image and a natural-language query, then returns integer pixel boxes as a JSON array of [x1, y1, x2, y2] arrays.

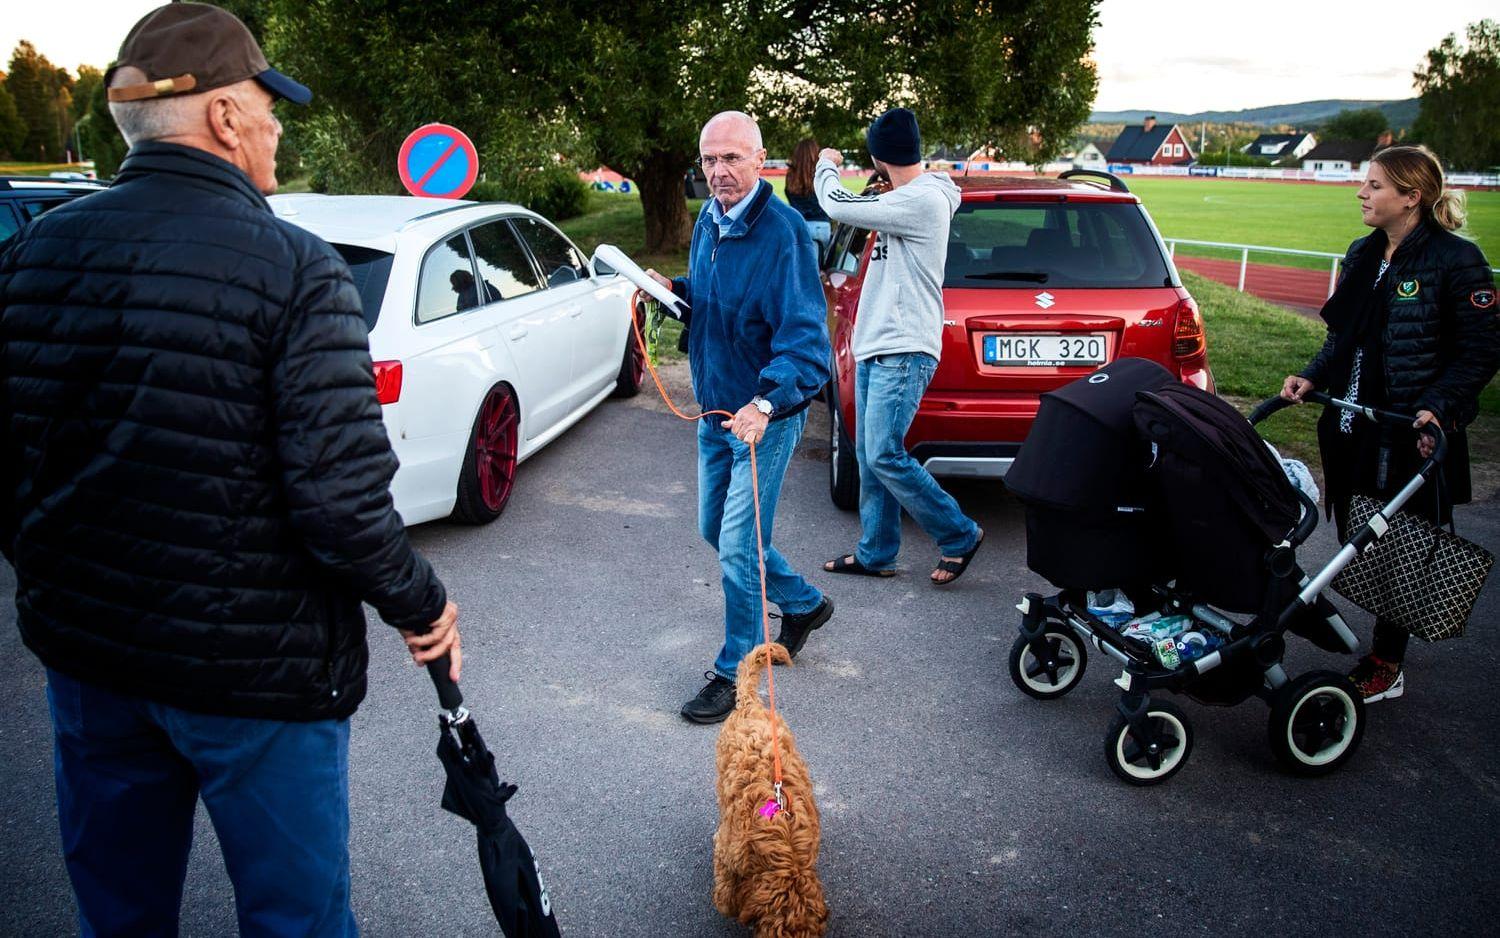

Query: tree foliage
[[4, 42, 75, 161], [0, 82, 25, 159], [1319, 108, 1387, 142], [76, 79, 128, 178], [1413, 19, 1500, 170], [222, 1, 1098, 251]]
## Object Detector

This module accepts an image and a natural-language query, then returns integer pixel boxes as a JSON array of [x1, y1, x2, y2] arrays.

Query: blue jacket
[[673, 180, 831, 419]]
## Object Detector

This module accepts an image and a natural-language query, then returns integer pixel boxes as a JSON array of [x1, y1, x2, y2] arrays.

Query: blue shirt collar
[[709, 179, 765, 231]]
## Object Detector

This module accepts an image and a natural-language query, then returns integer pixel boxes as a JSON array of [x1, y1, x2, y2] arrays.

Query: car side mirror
[[591, 251, 617, 278]]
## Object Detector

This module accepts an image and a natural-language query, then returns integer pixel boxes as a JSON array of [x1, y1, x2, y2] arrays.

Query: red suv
[[821, 169, 1212, 508]]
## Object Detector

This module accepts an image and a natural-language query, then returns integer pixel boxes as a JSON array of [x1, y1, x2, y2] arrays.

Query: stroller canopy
[[1007, 357, 1175, 513]]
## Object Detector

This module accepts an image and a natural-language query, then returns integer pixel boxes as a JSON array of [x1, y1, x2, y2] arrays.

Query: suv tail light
[[1172, 298, 1206, 362], [373, 360, 403, 404]]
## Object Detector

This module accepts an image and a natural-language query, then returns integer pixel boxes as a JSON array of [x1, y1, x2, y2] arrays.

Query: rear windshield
[[332, 244, 394, 330], [945, 201, 1172, 289]]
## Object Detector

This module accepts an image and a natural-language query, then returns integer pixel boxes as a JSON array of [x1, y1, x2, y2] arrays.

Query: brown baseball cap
[[105, 2, 311, 105]]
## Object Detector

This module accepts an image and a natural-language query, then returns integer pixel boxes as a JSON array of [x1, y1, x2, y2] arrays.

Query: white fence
[[1163, 238, 1345, 296], [1109, 163, 1500, 188], [1162, 238, 1500, 299]]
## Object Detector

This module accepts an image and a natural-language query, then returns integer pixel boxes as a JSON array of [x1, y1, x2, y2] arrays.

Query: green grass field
[[767, 171, 1499, 270], [1124, 176, 1500, 271]]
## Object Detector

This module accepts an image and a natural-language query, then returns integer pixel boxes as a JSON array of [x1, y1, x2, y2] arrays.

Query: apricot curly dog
[[713, 642, 828, 938]]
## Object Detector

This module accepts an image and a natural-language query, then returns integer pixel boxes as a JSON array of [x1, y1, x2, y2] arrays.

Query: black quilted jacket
[[0, 143, 446, 721], [1301, 220, 1499, 428]]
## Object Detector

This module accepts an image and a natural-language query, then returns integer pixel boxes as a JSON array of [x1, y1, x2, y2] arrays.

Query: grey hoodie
[[813, 158, 961, 362]]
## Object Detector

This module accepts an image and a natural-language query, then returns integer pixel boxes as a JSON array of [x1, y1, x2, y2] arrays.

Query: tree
[[68, 66, 103, 162], [75, 78, 128, 178], [4, 42, 79, 161], [1319, 108, 1387, 141], [1413, 19, 1500, 170], [0, 82, 25, 159], [226, 1, 1099, 252]]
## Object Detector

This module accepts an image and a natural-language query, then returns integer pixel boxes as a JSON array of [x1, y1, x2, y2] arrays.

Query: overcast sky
[[3, 0, 1494, 114]]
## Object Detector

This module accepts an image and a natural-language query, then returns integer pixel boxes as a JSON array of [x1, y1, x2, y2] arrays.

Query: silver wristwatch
[[751, 396, 774, 417]]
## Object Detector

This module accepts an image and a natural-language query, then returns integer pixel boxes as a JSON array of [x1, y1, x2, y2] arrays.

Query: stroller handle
[[1247, 391, 1448, 467]]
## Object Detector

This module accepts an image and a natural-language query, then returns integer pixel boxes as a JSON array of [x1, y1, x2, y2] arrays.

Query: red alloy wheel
[[612, 296, 648, 398], [475, 385, 519, 513], [627, 303, 647, 385]]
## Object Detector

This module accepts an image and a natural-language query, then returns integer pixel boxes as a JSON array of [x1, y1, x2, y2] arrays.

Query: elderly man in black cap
[[0, 4, 456, 933]]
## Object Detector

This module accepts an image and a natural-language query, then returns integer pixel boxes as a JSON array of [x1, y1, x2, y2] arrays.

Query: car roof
[[269, 194, 530, 251], [945, 173, 1138, 203]]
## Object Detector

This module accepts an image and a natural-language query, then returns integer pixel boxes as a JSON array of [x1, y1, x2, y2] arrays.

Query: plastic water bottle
[[1176, 631, 1208, 662]]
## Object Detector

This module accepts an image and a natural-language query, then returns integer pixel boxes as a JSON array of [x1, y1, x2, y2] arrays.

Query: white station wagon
[[271, 194, 640, 525]]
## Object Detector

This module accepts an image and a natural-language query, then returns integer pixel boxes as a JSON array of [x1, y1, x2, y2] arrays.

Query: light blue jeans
[[854, 352, 981, 569], [805, 220, 831, 259], [699, 411, 823, 679]]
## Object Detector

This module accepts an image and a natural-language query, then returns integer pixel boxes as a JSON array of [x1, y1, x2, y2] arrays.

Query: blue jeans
[[45, 669, 358, 938], [854, 353, 980, 569], [805, 220, 831, 259], [698, 412, 823, 679]]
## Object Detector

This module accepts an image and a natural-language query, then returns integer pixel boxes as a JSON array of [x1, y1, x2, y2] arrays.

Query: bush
[[470, 164, 588, 221]]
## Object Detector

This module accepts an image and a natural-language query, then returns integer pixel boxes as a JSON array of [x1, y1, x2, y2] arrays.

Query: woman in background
[[784, 137, 831, 257]]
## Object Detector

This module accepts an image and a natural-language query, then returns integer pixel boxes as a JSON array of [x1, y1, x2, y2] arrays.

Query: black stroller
[[1004, 358, 1447, 785]]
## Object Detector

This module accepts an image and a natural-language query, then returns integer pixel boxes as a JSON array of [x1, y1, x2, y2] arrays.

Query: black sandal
[[823, 555, 896, 577], [931, 531, 984, 586]]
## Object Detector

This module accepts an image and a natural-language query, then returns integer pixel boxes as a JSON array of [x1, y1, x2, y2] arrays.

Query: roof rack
[[398, 201, 482, 232], [1057, 169, 1130, 193], [0, 176, 107, 191]]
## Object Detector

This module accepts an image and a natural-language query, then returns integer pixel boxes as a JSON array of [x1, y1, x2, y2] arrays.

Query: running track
[[1173, 255, 1330, 316]]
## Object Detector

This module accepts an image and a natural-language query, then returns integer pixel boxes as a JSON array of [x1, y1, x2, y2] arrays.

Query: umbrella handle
[[426, 656, 465, 712]]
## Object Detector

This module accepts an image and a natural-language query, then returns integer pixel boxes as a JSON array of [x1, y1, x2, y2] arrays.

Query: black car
[[0, 176, 108, 245]]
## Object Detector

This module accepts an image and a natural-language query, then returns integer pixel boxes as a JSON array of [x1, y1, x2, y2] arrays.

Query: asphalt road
[[3, 365, 1498, 936]]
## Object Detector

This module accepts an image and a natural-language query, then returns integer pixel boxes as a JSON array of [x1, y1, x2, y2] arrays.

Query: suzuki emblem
[[1034, 291, 1056, 309]]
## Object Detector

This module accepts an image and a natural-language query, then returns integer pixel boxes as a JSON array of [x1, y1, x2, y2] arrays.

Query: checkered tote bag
[[1332, 494, 1494, 642]]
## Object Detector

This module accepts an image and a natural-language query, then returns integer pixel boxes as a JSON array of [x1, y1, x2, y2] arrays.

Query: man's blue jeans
[[45, 669, 358, 937], [699, 411, 823, 679], [854, 352, 981, 569]]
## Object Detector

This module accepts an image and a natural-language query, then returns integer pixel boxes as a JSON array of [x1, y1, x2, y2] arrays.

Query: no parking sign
[[397, 123, 479, 199]]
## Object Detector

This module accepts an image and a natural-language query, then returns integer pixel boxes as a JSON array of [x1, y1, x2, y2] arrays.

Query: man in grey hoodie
[[814, 108, 983, 584]]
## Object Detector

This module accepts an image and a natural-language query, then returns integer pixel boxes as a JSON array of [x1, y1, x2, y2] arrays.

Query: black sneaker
[[774, 596, 834, 659], [681, 671, 736, 724]]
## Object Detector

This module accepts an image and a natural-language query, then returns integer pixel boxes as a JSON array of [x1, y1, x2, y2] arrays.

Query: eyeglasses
[[698, 154, 749, 169]]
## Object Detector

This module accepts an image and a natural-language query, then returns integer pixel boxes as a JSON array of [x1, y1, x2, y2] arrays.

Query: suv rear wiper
[[965, 270, 1049, 282]]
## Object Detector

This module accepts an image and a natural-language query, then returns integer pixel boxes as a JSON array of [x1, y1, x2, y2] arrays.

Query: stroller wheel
[[1268, 671, 1365, 776], [1009, 627, 1087, 700], [1104, 701, 1192, 785]]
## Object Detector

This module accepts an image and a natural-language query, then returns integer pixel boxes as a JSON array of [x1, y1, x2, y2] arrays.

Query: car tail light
[[1172, 298, 1206, 362], [373, 360, 403, 404]]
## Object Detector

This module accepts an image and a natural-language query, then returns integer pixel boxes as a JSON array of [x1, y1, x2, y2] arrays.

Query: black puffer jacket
[[1301, 220, 1499, 428], [0, 143, 446, 721]]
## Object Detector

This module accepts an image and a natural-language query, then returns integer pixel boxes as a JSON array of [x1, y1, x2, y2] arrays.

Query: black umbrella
[[428, 659, 561, 937]]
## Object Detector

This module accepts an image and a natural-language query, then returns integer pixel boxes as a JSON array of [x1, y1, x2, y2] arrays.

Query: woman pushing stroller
[[1282, 145, 1500, 702]]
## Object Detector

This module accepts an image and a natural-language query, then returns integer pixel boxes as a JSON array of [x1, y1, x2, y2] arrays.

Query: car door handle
[[509, 324, 528, 340], [568, 306, 584, 318]]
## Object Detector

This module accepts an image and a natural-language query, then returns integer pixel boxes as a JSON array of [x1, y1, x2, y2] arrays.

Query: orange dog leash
[[629, 292, 786, 810]]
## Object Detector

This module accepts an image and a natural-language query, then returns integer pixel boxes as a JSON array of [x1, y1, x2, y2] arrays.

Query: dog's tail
[[735, 641, 791, 710]]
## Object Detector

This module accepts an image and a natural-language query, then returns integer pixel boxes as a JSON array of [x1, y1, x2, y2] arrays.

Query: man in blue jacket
[[648, 111, 833, 723]]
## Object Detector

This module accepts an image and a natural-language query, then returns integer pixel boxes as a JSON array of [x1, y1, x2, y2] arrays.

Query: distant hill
[[1089, 99, 1420, 130]]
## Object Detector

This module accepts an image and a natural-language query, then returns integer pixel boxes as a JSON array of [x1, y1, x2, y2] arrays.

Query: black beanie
[[866, 108, 922, 166]]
